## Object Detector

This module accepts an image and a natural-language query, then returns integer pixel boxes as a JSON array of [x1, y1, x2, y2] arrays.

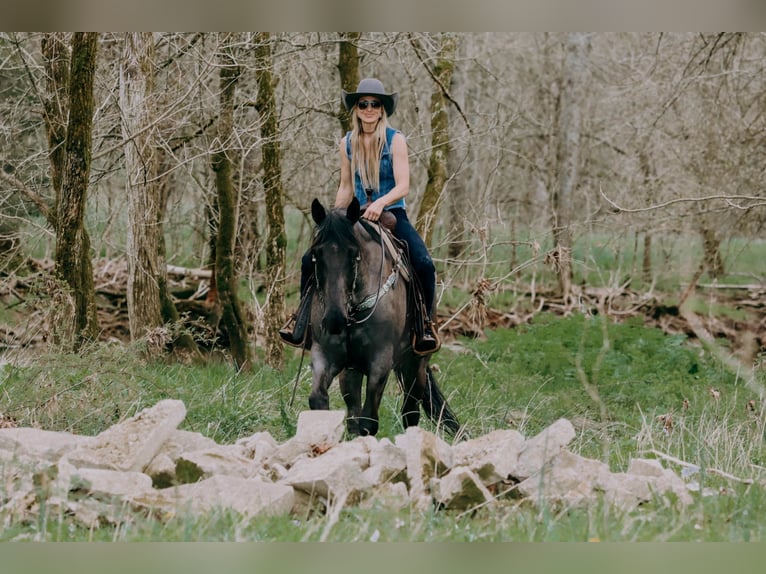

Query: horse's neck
[[354, 230, 390, 291]]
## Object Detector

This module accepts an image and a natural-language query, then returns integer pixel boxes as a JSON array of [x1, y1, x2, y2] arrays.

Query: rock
[[144, 429, 220, 487], [144, 453, 177, 488], [601, 457, 693, 509], [516, 418, 576, 479], [627, 458, 665, 478], [451, 428, 525, 485], [134, 475, 295, 519], [293, 409, 346, 446], [282, 449, 372, 504], [290, 488, 326, 518], [268, 410, 346, 467], [432, 467, 495, 510], [66, 399, 187, 472], [36, 460, 154, 528], [158, 429, 219, 459], [396, 426, 453, 508], [0, 428, 95, 462], [518, 450, 610, 506], [175, 445, 261, 483], [359, 481, 410, 511], [236, 431, 278, 466], [364, 437, 407, 485], [518, 451, 694, 511], [66, 466, 154, 502], [0, 401, 698, 524]]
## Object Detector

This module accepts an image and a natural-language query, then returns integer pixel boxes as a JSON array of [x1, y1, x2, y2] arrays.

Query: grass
[[1, 311, 764, 541]]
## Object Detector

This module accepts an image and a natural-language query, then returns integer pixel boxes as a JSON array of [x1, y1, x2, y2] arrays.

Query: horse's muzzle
[[322, 306, 348, 335]]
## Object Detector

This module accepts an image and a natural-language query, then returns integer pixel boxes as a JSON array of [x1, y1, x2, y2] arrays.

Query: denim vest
[[346, 126, 406, 211]]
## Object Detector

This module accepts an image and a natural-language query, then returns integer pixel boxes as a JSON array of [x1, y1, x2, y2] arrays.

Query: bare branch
[[600, 186, 766, 213], [0, 167, 53, 224]]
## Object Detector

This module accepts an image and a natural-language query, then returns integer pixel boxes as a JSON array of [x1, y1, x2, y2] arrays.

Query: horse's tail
[[422, 365, 461, 437]]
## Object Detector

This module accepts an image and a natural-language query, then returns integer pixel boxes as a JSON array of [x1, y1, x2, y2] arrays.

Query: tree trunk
[[121, 32, 164, 343], [255, 32, 287, 369], [53, 32, 100, 349], [337, 32, 361, 134], [415, 33, 458, 247], [153, 147, 200, 357], [638, 145, 656, 285], [212, 33, 252, 370], [447, 35, 469, 262], [41, 32, 69, 229], [700, 226, 725, 279], [552, 33, 590, 302]]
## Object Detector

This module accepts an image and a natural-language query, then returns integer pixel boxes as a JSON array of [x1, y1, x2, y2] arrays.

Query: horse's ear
[[311, 198, 326, 225], [346, 196, 361, 224]]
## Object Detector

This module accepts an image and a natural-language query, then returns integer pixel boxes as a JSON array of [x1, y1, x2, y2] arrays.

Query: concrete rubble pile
[[0, 399, 695, 528]]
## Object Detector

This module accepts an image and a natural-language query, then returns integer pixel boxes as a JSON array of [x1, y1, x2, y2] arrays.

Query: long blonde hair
[[350, 107, 389, 196]]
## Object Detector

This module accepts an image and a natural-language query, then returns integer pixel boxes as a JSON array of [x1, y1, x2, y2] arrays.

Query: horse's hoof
[[359, 423, 378, 437]]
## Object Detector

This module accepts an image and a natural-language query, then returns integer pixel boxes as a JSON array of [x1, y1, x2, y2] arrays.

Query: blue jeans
[[300, 207, 436, 316]]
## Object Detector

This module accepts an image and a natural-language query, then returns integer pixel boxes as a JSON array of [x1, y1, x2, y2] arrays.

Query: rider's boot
[[414, 320, 441, 355], [279, 291, 312, 349]]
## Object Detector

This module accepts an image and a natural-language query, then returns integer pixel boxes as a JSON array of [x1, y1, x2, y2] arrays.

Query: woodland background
[[1, 32, 764, 371]]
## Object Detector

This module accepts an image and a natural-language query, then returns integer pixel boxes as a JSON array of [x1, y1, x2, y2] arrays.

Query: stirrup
[[413, 322, 441, 356], [279, 290, 313, 349], [279, 315, 304, 348]]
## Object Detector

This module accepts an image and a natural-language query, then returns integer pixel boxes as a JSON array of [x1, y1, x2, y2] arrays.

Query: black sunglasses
[[357, 100, 382, 110]]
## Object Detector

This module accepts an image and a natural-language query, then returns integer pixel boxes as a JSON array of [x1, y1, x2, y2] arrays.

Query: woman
[[280, 78, 440, 355]]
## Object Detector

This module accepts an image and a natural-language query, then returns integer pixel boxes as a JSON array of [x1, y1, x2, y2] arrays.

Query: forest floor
[[1, 257, 764, 370]]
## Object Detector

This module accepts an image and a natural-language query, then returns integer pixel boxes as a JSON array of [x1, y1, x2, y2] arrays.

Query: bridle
[[312, 220, 400, 327]]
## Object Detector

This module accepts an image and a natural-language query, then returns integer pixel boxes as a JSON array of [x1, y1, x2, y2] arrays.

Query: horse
[[305, 196, 460, 438]]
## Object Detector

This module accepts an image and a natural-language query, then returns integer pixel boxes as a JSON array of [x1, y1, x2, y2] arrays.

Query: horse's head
[[309, 197, 362, 335]]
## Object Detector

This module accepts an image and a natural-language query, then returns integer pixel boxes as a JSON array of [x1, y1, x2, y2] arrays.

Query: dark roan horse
[[305, 197, 460, 437]]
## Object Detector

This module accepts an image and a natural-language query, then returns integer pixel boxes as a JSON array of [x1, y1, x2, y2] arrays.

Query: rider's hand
[[362, 200, 383, 222]]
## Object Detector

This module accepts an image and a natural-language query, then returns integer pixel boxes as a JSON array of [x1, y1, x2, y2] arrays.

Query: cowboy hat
[[342, 78, 398, 117]]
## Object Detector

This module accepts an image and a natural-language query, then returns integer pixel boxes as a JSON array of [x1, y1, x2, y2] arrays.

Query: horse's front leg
[[358, 367, 392, 436], [339, 368, 363, 436], [309, 353, 342, 411]]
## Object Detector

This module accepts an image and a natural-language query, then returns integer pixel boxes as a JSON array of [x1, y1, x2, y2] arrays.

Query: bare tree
[[411, 33, 459, 247], [255, 32, 286, 369], [446, 35, 471, 263], [211, 33, 252, 370], [53, 32, 100, 349], [551, 33, 590, 301], [40, 32, 68, 227], [120, 32, 165, 342]]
